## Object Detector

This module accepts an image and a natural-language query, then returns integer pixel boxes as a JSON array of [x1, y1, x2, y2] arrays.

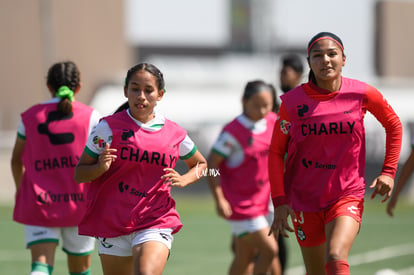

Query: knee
[[326, 248, 347, 262], [260, 243, 279, 261]]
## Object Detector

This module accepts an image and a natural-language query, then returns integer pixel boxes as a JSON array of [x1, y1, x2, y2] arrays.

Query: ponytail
[[47, 61, 80, 115], [56, 86, 74, 114], [114, 101, 129, 114]]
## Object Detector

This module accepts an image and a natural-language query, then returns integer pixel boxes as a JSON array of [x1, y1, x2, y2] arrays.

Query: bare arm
[[387, 148, 414, 216], [74, 143, 117, 183], [10, 136, 25, 191], [161, 150, 207, 188], [206, 151, 232, 218]]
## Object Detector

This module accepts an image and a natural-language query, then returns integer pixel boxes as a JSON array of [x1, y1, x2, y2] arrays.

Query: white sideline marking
[[398, 266, 414, 275], [285, 243, 414, 275], [348, 243, 414, 265]]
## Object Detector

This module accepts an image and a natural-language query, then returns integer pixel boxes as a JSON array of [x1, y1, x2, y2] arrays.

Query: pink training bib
[[79, 110, 187, 238], [219, 112, 276, 220], [281, 77, 367, 211], [14, 101, 94, 227]]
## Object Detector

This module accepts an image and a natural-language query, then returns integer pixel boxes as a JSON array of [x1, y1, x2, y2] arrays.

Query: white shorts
[[229, 215, 269, 238], [25, 225, 95, 256], [266, 201, 275, 226], [97, 228, 174, 257]]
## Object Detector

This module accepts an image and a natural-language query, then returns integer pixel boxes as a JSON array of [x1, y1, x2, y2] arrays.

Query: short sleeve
[[211, 131, 237, 158], [211, 131, 245, 168], [84, 119, 113, 159], [88, 109, 102, 134], [17, 119, 25, 139], [179, 135, 197, 160]]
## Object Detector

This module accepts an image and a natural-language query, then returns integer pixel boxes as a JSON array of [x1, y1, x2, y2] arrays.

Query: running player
[[268, 32, 403, 275], [74, 63, 207, 275], [208, 80, 282, 275]]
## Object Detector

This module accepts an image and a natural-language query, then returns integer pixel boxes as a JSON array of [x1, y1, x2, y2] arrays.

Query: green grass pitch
[[0, 194, 413, 275]]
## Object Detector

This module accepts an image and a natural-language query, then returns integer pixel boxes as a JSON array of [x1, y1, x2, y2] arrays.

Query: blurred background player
[[208, 80, 282, 275], [11, 61, 100, 275], [279, 53, 304, 94]]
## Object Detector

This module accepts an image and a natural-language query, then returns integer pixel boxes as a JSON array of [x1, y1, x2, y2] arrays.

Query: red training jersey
[[269, 77, 402, 211]]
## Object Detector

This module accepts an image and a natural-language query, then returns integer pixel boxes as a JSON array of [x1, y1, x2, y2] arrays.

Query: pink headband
[[307, 37, 344, 55]]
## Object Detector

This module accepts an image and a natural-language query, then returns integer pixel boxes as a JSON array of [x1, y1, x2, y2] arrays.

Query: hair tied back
[[56, 86, 74, 102]]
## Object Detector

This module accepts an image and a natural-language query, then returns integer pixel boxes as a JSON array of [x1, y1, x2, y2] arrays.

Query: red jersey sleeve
[[364, 85, 402, 178], [269, 103, 290, 207]]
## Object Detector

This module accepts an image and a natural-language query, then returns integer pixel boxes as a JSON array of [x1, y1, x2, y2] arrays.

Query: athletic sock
[[70, 268, 91, 275], [31, 261, 53, 275], [325, 260, 350, 275]]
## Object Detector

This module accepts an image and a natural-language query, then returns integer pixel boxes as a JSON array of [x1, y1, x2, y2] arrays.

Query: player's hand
[[161, 168, 188, 188], [370, 174, 394, 203], [269, 204, 296, 238], [216, 198, 232, 218], [386, 195, 398, 217], [98, 143, 117, 172]]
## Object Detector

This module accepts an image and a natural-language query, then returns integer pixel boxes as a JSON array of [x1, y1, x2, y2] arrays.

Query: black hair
[[268, 84, 279, 113], [114, 101, 129, 113], [282, 54, 304, 74], [115, 63, 165, 113], [307, 32, 344, 83], [124, 63, 165, 90], [242, 80, 279, 113], [47, 61, 80, 114]]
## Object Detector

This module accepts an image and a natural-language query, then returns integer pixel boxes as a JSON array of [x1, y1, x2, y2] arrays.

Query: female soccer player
[[208, 80, 282, 275], [74, 63, 207, 275], [11, 61, 100, 275], [269, 32, 402, 275]]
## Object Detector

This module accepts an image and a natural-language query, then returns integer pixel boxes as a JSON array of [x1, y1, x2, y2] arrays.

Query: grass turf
[[0, 194, 413, 275]]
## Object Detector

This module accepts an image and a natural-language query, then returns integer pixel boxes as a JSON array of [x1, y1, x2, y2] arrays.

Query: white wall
[[125, 0, 230, 47], [125, 0, 378, 80]]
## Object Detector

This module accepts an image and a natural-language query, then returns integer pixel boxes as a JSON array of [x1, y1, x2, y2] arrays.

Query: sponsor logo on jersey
[[121, 129, 134, 141], [120, 147, 176, 168], [118, 181, 148, 198], [301, 121, 355, 136], [37, 191, 84, 205], [297, 104, 309, 117], [34, 155, 79, 171], [301, 158, 336, 170], [38, 111, 74, 145]]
